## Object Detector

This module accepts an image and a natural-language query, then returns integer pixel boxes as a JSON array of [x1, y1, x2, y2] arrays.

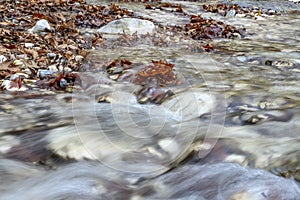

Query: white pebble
[[48, 65, 58, 71], [24, 43, 34, 48], [0, 55, 7, 64]]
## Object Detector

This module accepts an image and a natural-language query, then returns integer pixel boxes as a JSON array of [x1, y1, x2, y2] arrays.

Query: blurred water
[[0, 0, 300, 199]]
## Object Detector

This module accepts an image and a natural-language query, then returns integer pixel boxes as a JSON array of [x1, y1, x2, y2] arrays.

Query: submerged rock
[[0, 160, 133, 200], [1, 160, 299, 200], [141, 162, 300, 200]]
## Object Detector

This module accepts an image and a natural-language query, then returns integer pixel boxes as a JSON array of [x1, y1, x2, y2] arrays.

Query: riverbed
[[0, 0, 300, 199]]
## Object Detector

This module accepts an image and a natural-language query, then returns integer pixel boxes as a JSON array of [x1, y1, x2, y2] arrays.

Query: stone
[[144, 162, 300, 199], [75, 55, 84, 62], [226, 9, 236, 17], [29, 19, 51, 33], [37, 69, 56, 79], [47, 53, 57, 58], [12, 60, 24, 67], [98, 18, 155, 36], [24, 43, 34, 48], [1, 80, 27, 92], [0, 55, 7, 64], [48, 65, 58, 71]]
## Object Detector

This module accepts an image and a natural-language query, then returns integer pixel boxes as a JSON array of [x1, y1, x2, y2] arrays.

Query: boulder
[[98, 18, 155, 36]]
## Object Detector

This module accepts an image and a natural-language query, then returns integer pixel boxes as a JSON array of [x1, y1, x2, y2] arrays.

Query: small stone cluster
[[203, 3, 281, 18]]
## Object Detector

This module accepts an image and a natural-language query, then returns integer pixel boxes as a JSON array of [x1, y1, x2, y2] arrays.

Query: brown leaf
[[24, 48, 39, 59]]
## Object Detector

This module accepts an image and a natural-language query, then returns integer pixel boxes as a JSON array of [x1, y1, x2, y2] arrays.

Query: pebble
[[48, 65, 58, 71], [23, 68, 32, 76], [9, 74, 19, 81], [12, 60, 24, 67], [0, 55, 7, 64], [37, 69, 57, 79], [24, 43, 34, 48], [267, 10, 276, 15], [59, 66, 72, 72], [59, 78, 67, 89], [255, 15, 265, 20], [23, 79, 37, 84], [226, 9, 236, 17], [28, 19, 51, 33], [75, 55, 84, 62], [47, 53, 57, 58], [16, 54, 28, 59], [233, 32, 242, 39], [224, 154, 247, 165], [16, 72, 30, 79], [236, 56, 247, 63], [273, 60, 294, 68]]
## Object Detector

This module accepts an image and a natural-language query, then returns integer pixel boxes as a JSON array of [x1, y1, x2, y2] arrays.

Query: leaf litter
[[0, 0, 246, 93]]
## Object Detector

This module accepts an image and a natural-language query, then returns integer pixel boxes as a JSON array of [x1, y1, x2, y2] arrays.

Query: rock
[[0, 55, 7, 64], [47, 53, 57, 58], [58, 66, 72, 72], [48, 65, 58, 71], [75, 55, 84, 62], [24, 43, 34, 48], [37, 69, 57, 79], [143, 162, 300, 199], [15, 54, 28, 59], [59, 78, 67, 89], [12, 60, 24, 67], [15, 73, 30, 79], [1, 78, 27, 92], [23, 68, 32, 76], [226, 9, 236, 17], [9, 74, 19, 81], [97, 18, 155, 37], [28, 19, 51, 33]]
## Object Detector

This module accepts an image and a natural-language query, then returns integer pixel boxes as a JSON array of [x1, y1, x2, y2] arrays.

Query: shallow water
[[0, 0, 300, 199]]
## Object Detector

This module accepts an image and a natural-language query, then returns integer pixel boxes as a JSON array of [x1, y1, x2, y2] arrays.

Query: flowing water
[[0, 0, 300, 199]]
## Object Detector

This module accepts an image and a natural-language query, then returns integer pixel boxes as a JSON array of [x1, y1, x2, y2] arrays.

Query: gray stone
[[29, 19, 51, 33], [226, 9, 236, 18], [37, 69, 56, 79], [97, 18, 155, 36], [47, 53, 57, 58]]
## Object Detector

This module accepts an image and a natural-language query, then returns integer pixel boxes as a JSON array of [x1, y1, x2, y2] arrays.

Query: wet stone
[[37, 70, 57, 79], [98, 18, 155, 37]]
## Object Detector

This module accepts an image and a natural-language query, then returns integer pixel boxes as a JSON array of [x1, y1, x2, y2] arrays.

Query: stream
[[0, 0, 300, 199]]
